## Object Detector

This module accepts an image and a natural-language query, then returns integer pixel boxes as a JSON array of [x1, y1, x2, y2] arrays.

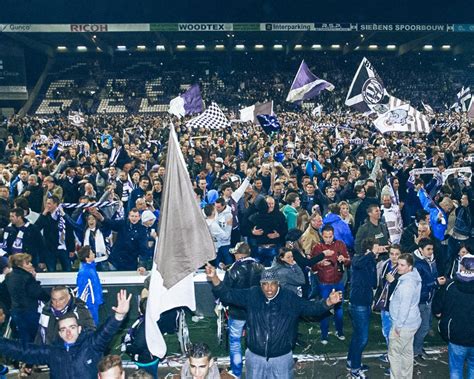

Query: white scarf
[[84, 228, 108, 262]]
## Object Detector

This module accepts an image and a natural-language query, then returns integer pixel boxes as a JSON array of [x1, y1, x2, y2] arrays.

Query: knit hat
[[456, 254, 474, 282], [206, 189, 219, 205], [260, 269, 279, 283], [141, 210, 156, 224], [285, 228, 303, 242]]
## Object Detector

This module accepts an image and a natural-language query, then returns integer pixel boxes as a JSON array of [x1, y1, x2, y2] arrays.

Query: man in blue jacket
[[0, 289, 131, 379], [206, 264, 342, 379]]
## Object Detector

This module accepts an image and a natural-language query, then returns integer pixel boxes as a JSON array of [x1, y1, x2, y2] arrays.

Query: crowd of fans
[[0, 53, 472, 377]]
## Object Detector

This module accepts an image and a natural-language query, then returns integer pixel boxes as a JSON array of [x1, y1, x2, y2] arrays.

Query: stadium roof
[[2, 23, 474, 56], [1, 0, 473, 24]]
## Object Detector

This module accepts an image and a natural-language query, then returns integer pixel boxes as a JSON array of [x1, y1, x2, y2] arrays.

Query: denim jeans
[[347, 304, 371, 371], [228, 318, 246, 377], [448, 342, 474, 379], [319, 281, 345, 339], [45, 249, 72, 272], [255, 245, 278, 267], [381, 310, 392, 347], [413, 302, 432, 356], [216, 245, 234, 267], [245, 349, 294, 379]]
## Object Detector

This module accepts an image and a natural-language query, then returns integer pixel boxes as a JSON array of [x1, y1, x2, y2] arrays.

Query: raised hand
[[112, 289, 132, 321]]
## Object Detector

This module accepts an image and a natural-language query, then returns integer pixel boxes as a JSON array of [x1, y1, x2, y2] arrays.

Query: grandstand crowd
[[0, 53, 473, 378]]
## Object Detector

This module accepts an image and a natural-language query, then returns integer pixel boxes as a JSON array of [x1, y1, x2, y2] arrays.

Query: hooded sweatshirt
[[281, 204, 298, 230], [215, 204, 233, 246], [389, 268, 422, 331], [322, 213, 354, 249]]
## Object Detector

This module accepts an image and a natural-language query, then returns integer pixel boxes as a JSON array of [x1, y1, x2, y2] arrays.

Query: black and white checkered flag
[[186, 102, 230, 129]]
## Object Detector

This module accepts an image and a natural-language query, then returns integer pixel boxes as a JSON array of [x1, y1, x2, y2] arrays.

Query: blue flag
[[257, 114, 281, 134]]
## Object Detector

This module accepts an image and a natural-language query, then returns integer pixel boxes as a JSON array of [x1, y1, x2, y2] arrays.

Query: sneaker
[[378, 353, 389, 363], [420, 349, 429, 359], [346, 363, 369, 372], [335, 332, 346, 341], [350, 369, 367, 378], [384, 368, 391, 376], [321, 339, 328, 345], [414, 355, 428, 367]]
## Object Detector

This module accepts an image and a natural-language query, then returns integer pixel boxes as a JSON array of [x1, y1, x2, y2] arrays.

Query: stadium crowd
[[0, 55, 473, 377]]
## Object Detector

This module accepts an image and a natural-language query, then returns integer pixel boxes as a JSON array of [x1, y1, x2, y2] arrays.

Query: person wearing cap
[[141, 209, 158, 270], [222, 242, 264, 378], [206, 263, 342, 379], [433, 253, 474, 379]]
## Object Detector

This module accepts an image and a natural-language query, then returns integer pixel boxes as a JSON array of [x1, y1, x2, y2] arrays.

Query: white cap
[[141, 210, 156, 224]]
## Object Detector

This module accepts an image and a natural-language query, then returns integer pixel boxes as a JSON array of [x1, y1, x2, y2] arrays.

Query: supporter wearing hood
[[322, 204, 354, 250]]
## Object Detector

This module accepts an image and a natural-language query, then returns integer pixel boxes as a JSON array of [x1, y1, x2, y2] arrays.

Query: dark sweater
[[350, 252, 378, 306]]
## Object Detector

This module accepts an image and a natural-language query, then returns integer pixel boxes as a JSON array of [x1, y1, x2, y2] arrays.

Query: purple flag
[[286, 60, 334, 103], [169, 84, 203, 118]]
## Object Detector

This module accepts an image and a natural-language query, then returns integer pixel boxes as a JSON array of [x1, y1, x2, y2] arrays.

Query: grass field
[[158, 306, 446, 358]]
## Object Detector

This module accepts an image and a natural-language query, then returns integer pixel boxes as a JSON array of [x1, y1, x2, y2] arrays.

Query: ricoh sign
[[70, 24, 108, 32]]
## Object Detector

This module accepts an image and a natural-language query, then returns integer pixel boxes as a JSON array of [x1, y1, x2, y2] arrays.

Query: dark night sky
[[0, 0, 473, 23]]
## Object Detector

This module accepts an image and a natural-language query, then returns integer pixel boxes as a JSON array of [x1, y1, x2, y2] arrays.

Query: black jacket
[[213, 283, 331, 359], [59, 176, 81, 204], [222, 257, 264, 320], [0, 316, 122, 379], [400, 222, 418, 254], [433, 278, 474, 347], [25, 184, 44, 213], [248, 196, 288, 245], [34, 213, 75, 256], [4, 267, 49, 311]]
